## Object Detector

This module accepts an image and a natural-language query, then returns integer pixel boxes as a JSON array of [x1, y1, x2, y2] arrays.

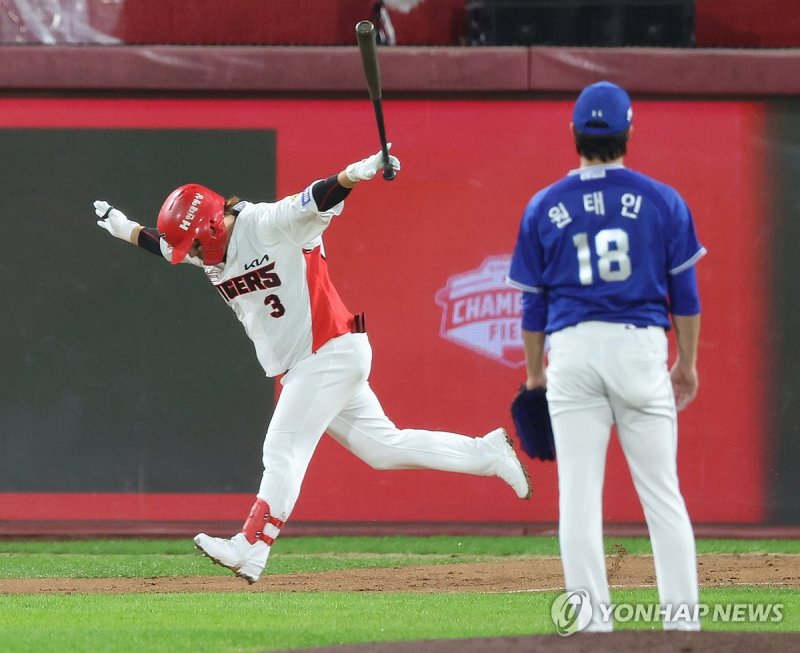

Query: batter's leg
[[195, 333, 371, 583], [325, 383, 531, 498], [257, 333, 372, 521]]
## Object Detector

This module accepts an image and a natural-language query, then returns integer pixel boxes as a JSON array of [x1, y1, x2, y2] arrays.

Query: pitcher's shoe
[[483, 428, 532, 499], [194, 532, 269, 584]]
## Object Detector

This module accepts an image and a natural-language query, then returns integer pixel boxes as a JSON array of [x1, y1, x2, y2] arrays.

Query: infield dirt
[[0, 552, 797, 594]]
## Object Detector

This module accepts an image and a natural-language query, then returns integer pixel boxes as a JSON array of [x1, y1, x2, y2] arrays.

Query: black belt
[[351, 312, 366, 334]]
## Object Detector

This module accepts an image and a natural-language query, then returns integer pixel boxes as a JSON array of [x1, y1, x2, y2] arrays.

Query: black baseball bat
[[355, 20, 395, 181]]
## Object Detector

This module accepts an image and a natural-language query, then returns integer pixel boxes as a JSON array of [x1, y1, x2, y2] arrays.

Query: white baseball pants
[[546, 321, 699, 632], [257, 332, 502, 522]]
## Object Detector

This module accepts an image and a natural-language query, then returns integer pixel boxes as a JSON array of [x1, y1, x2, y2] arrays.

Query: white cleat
[[193, 532, 270, 584], [483, 428, 532, 499]]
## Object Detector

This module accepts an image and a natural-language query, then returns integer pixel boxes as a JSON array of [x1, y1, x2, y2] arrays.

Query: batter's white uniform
[[163, 182, 516, 526]]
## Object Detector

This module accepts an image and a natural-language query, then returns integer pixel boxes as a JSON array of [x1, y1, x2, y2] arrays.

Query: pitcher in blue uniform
[[507, 81, 705, 632]]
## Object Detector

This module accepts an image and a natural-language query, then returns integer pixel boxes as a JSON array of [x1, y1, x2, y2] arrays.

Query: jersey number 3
[[572, 228, 631, 285], [260, 263, 286, 318], [264, 294, 285, 318]]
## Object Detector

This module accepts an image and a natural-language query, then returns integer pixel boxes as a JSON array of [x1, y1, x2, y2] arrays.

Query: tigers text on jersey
[[164, 183, 354, 377], [507, 163, 706, 333]]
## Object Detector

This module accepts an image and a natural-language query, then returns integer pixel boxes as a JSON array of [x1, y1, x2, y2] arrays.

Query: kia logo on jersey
[[434, 255, 524, 368]]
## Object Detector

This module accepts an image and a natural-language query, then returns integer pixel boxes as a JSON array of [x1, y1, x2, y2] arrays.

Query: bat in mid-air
[[355, 20, 395, 181]]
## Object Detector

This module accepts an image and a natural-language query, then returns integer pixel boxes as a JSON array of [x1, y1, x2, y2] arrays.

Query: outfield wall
[[0, 46, 796, 531]]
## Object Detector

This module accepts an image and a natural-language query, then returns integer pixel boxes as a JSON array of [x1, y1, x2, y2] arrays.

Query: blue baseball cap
[[572, 81, 633, 136]]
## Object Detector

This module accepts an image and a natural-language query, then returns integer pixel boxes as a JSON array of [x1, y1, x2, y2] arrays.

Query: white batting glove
[[94, 200, 140, 242], [344, 144, 401, 182]]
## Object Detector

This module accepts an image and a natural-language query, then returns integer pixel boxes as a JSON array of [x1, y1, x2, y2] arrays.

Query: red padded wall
[[0, 96, 770, 525]]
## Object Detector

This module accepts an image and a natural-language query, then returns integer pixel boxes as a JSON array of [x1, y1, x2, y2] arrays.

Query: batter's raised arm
[[261, 146, 402, 247], [94, 200, 166, 258], [338, 144, 400, 189], [306, 146, 401, 219], [94, 200, 143, 245]]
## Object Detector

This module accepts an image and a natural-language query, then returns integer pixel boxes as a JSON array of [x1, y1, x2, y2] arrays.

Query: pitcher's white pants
[[546, 322, 699, 632], [257, 332, 501, 522]]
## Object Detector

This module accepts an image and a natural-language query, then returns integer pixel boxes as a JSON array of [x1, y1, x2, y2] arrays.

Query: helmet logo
[[179, 193, 204, 231]]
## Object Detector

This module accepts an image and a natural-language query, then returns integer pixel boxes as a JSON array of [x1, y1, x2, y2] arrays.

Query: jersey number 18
[[572, 228, 631, 285]]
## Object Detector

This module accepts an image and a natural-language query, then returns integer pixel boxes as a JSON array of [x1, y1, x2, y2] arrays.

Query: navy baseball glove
[[510, 385, 556, 461]]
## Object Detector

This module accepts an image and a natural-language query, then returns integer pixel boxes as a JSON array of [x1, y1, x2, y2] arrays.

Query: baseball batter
[[507, 82, 704, 631], [95, 147, 531, 583]]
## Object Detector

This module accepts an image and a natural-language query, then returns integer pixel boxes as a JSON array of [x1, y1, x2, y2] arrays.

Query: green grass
[[0, 536, 797, 652], [3, 534, 800, 556], [1, 535, 797, 579], [0, 592, 542, 653], [0, 588, 796, 653]]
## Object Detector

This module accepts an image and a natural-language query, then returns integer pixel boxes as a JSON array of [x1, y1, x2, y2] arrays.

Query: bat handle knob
[[382, 166, 396, 181]]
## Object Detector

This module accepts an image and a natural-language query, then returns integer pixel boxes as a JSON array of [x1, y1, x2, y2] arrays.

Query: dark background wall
[[1, 128, 276, 493], [769, 105, 800, 523]]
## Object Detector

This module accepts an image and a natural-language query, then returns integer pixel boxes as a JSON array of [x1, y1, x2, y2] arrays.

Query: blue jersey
[[507, 163, 706, 333]]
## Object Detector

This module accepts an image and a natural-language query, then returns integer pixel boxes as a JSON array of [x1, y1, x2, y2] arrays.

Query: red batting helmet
[[157, 183, 227, 265]]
